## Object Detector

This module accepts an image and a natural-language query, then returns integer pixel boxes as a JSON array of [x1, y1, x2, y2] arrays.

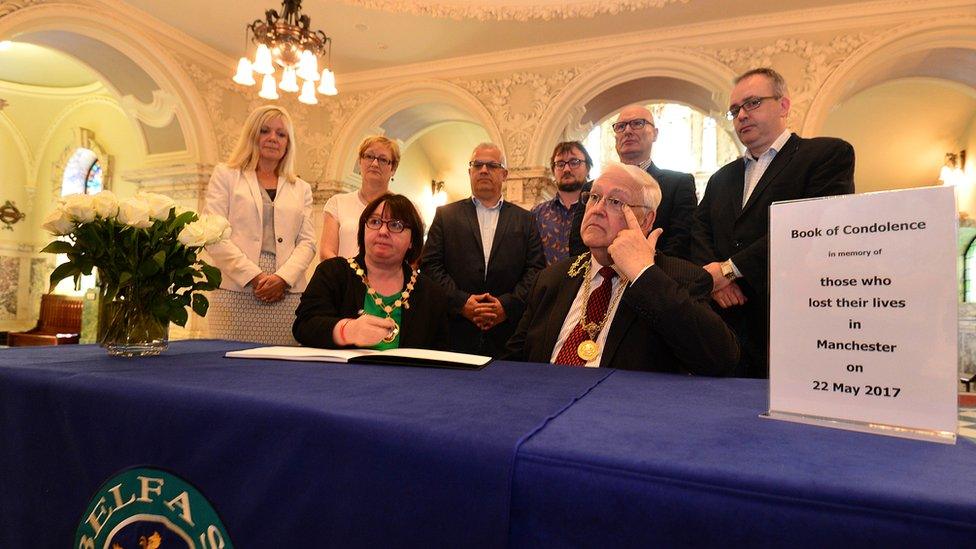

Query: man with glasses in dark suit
[[421, 143, 545, 357], [690, 67, 855, 378], [614, 104, 698, 260]]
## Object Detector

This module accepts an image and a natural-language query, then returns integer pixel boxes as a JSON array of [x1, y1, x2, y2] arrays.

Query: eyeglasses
[[361, 153, 393, 167], [553, 158, 587, 170], [582, 191, 649, 214], [365, 217, 408, 233], [611, 118, 653, 133], [469, 160, 506, 171], [726, 96, 779, 120]]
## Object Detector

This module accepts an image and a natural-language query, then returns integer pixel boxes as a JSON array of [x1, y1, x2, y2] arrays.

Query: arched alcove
[[0, 3, 216, 163], [529, 49, 735, 168], [325, 80, 500, 217], [809, 18, 976, 219], [804, 17, 976, 136], [822, 77, 976, 193], [326, 80, 502, 184]]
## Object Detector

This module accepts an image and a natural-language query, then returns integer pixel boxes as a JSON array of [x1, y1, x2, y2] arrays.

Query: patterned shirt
[[532, 195, 581, 266]]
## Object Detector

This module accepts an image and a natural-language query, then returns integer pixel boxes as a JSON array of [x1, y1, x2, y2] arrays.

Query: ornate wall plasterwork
[[339, 0, 689, 21], [0, 0, 46, 19], [702, 33, 878, 129], [454, 66, 586, 167], [0, 256, 20, 320], [120, 89, 178, 128]]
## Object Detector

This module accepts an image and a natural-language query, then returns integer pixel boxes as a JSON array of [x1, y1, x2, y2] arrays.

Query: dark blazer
[[689, 133, 855, 377], [293, 256, 450, 350], [506, 254, 739, 376], [647, 162, 697, 260], [420, 198, 545, 357], [568, 164, 697, 259]]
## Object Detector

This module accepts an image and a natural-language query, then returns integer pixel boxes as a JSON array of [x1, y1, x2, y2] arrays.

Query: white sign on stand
[[767, 187, 958, 443]]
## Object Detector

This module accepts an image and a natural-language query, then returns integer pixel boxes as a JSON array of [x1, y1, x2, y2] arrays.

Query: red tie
[[554, 266, 617, 366]]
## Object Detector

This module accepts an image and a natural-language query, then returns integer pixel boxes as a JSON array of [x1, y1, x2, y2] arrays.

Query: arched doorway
[[326, 80, 500, 225]]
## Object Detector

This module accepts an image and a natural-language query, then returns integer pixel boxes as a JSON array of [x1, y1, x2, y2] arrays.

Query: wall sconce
[[430, 180, 447, 207], [939, 150, 967, 186]]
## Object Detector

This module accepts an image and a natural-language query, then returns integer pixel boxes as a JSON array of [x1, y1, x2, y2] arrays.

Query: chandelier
[[232, 0, 337, 105]]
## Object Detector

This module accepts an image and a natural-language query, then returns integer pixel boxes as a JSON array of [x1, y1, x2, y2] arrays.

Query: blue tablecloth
[[2, 341, 974, 547]]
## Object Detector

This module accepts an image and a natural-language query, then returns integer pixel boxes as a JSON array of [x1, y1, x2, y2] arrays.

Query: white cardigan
[[203, 163, 317, 293]]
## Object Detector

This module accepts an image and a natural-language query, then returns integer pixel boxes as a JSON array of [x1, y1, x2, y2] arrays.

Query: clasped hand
[[702, 262, 747, 308], [250, 272, 287, 303], [462, 293, 506, 331]]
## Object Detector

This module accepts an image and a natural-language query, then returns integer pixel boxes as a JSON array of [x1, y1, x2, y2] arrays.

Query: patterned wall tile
[[0, 256, 20, 320]]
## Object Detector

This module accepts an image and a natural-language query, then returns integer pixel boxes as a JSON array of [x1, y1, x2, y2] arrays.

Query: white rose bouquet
[[41, 190, 229, 327]]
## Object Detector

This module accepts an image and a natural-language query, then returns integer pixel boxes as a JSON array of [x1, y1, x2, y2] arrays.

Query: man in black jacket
[[614, 104, 698, 259], [421, 143, 545, 357], [690, 67, 855, 378]]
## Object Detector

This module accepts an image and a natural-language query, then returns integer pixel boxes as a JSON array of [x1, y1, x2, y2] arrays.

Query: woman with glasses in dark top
[[295, 193, 449, 350], [319, 135, 400, 261]]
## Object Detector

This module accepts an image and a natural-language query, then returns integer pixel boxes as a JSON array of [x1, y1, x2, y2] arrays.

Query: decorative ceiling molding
[[0, 0, 47, 19], [120, 89, 177, 128], [0, 79, 106, 97], [454, 66, 586, 166], [702, 33, 878, 128], [339, 0, 689, 21], [337, 0, 967, 90]]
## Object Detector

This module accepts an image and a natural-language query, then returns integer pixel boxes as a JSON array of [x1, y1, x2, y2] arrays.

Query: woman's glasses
[[365, 217, 407, 233]]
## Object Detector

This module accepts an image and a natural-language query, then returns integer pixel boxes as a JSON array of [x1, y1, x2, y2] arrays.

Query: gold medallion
[[577, 339, 599, 361], [383, 321, 400, 344]]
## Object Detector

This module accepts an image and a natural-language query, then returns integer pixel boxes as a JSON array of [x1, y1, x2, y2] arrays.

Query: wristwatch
[[720, 260, 738, 281]]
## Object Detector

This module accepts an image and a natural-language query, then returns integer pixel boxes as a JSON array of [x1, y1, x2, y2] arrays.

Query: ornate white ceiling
[[337, 0, 689, 21], [119, 0, 859, 73]]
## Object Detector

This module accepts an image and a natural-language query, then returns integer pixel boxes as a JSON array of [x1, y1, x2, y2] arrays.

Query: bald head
[[614, 105, 658, 165]]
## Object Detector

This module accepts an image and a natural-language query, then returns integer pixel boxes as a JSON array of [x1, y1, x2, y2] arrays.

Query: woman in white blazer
[[204, 105, 316, 345]]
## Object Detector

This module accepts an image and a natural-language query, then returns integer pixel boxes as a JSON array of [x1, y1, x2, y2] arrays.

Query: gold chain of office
[[347, 257, 417, 343], [567, 253, 627, 361]]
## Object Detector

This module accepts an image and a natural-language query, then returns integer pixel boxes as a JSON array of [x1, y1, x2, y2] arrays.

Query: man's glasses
[[726, 96, 779, 120], [365, 217, 408, 233], [582, 192, 649, 214], [611, 118, 653, 133], [469, 160, 506, 171], [361, 153, 393, 167], [553, 158, 587, 170]]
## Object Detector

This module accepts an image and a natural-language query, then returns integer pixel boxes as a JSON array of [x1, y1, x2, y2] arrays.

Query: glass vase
[[97, 286, 169, 357]]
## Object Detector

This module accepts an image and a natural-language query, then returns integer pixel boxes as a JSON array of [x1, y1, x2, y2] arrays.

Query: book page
[[378, 348, 491, 366], [224, 346, 379, 362]]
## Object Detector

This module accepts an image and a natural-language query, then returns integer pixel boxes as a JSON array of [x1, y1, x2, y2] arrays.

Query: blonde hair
[[226, 105, 298, 183], [357, 135, 401, 171]]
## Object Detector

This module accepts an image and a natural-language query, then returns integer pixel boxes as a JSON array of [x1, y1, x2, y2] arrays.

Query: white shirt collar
[[744, 129, 792, 163]]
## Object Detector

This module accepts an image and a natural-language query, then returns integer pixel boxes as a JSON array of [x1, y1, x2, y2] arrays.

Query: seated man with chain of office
[[506, 162, 738, 375]]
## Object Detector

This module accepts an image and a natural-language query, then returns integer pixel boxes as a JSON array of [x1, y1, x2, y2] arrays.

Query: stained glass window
[[61, 148, 102, 196]]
